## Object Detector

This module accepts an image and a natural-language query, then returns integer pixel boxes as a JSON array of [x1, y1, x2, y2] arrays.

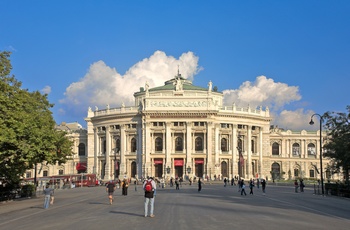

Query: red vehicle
[[24, 174, 98, 188]]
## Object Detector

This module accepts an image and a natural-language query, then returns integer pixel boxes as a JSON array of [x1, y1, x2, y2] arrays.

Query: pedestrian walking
[[238, 179, 242, 192], [198, 178, 202, 192], [224, 178, 227, 187], [294, 180, 299, 193], [122, 178, 129, 196], [106, 180, 116, 204], [241, 180, 247, 195], [43, 184, 54, 209], [175, 178, 180, 190], [300, 179, 305, 192], [256, 178, 260, 189], [261, 179, 266, 194], [249, 179, 254, 195], [143, 177, 156, 218]]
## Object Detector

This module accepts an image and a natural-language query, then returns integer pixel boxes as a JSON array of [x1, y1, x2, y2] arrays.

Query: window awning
[[76, 162, 87, 171], [174, 159, 184, 166], [195, 158, 204, 164], [154, 159, 163, 164]]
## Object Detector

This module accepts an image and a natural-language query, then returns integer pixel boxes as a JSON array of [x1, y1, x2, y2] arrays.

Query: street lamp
[[187, 166, 191, 174], [114, 148, 119, 180], [309, 113, 325, 196], [166, 166, 170, 174]]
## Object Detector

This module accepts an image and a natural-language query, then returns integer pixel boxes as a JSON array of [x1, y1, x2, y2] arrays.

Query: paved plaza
[[1, 182, 350, 230]]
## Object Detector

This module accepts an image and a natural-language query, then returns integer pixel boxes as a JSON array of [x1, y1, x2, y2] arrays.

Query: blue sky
[[1, 0, 349, 130]]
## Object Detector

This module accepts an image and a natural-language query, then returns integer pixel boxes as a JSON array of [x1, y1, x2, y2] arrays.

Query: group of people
[[106, 178, 130, 204], [294, 179, 305, 193], [235, 178, 267, 196]]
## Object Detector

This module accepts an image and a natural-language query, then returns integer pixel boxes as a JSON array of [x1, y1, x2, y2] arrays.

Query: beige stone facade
[[26, 74, 341, 182]]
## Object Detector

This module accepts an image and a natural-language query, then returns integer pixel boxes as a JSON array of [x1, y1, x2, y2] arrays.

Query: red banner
[[154, 159, 163, 164], [195, 158, 204, 164], [174, 159, 184, 166]]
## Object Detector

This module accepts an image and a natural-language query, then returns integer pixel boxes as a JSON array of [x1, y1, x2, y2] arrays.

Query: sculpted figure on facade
[[208, 80, 212, 92], [174, 77, 183, 91]]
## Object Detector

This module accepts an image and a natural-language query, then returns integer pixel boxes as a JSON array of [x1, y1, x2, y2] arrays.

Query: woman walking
[[43, 184, 54, 209], [198, 178, 202, 192]]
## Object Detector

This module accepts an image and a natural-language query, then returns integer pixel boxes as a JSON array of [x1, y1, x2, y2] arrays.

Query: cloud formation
[[40, 86, 51, 94], [59, 51, 201, 112], [59, 51, 313, 130], [222, 76, 301, 111]]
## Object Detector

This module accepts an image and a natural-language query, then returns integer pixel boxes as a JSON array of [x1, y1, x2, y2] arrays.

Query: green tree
[[0, 51, 73, 185], [323, 106, 350, 184]]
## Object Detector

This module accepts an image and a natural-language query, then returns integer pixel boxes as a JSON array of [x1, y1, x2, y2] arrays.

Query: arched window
[[131, 138, 137, 152], [272, 142, 279, 155], [195, 137, 203, 151], [131, 161, 137, 178], [221, 161, 228, 177], [175, 137, 183, 151], [78, 143, 85, 156], [271, 162, 281, 179], [155, 137, 163, 151], [294, 168, 299, 177], [292, 143, 300, 156], [307, 143, 316, 156], [221, 138, 228, 152]]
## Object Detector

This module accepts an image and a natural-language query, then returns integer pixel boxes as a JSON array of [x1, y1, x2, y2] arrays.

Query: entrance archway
[[221, 161, 228, 178]]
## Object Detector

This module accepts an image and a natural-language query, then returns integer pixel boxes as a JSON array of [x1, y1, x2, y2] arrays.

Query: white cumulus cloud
[[40, 86, 51, 94], [272, 109, 317, 131], [59, 50, 202, 114], [222, 76, 301, 111]]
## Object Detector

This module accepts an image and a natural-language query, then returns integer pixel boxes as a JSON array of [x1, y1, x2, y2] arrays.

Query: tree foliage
[[0, 51, 73, 184], [323, 106, 350, 183]]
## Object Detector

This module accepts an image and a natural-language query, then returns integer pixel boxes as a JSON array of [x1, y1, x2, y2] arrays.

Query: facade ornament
[[95, 106, 98, 111], [174, 77, 183, 91], [145, 81, 149, 92], [208, 80, 212, 92]]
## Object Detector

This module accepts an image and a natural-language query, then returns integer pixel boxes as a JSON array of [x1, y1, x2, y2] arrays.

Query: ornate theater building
[[27, 73, 342, 182]]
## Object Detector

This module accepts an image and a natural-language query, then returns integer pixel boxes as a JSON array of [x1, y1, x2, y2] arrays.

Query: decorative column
[[93, 128, 98, 176], [232, 125, 237, 178], [120, 125, 126, 178], [247, 125, 252, 179], [214, 124, 219, 175], [186, 122, 192, 175], [137, 123, 143, 179], [165, 122, 172, 173], [259, 127, 263, 178], [105, 126, 111, 180], [206, 122, 213, 175]]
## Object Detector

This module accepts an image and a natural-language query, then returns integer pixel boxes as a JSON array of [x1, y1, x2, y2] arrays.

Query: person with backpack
[[143, 177, 156, 218]]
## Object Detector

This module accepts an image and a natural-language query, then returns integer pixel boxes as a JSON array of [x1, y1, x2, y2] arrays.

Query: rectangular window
[[43, 171, 48, 177], [26, 172, 32, 178], [309, 170, 315, 178]]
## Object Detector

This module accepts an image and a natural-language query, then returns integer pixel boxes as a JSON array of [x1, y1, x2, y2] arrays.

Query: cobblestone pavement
[[1, 182, 350, 230]]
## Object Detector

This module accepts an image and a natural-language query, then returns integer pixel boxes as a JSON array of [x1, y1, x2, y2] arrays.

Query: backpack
[[145, 180, 153, 192]]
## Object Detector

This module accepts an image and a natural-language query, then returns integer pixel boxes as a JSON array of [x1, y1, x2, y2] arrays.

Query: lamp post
[[237, 132, 243, 179], [114, 148, 119, 181], [187, 166, 191, 174], [309, 113, 324, 196]]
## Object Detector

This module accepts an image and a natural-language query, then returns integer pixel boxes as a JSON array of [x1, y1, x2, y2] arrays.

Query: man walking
[[143, 177, 156, 218], [106, 180, 116, 205]]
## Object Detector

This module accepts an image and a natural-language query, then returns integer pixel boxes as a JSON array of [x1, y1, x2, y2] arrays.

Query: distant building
[[26, 73, 342, 182]]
